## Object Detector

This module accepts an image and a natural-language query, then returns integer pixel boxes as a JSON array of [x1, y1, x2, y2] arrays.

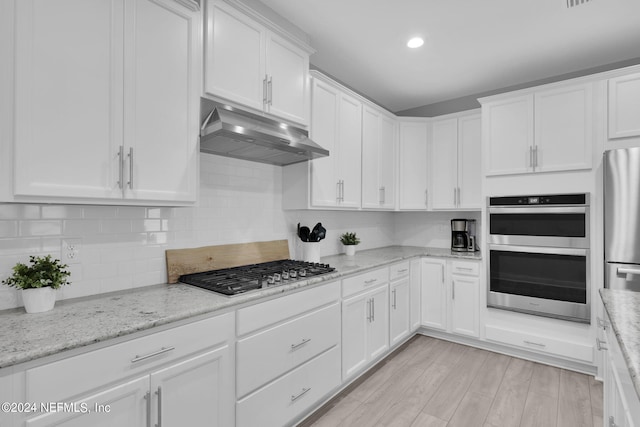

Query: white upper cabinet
[[430, 113, 481, 210], [362, 105, 397, 210], [398, 120, 429, 210], [5, 0, 200, 205], [482, 82, 593, 176], [431, 118, 458, 210], [282, 72, 362, 210], [204, 0, 310, 126], [608, 72, 640, 139]]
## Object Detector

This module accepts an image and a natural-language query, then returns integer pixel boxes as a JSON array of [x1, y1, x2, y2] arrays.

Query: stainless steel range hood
[[199, 98, 329, 166]]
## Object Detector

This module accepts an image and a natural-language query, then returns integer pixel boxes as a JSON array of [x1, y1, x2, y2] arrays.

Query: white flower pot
[[344, 245, 356, 256], [22, 287, 56, 314]]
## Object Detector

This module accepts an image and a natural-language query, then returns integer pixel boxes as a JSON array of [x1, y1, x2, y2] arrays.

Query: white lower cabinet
[[22, 313, 235, 427], [420, 258, 448, 331], [235, 281, 341, 426], [602, 311, 640, 427], [342, 283, 389, 380], [421, 258, 480, 338], [389, 262, 411, 347]]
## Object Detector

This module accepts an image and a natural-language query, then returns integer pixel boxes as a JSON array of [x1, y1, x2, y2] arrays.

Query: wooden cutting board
[[165, 239, 290, 284]]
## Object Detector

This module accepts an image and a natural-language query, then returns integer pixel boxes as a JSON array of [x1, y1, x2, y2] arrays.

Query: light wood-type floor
[[301, 335, 603, 427]]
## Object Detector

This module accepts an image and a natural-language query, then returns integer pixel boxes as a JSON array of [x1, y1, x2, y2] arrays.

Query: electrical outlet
[[62, 238, 82, 264]]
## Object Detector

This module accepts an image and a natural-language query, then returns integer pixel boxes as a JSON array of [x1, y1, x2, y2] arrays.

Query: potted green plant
[[2, 255, 71, 313], [340, 232, 360, 256]]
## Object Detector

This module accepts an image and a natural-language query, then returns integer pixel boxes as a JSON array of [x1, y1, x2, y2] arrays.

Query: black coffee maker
[[451, 219, 477, 252]]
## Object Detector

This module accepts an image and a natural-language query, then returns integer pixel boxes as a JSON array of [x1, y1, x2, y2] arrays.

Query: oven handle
[[489, 244, 588, 257], [489, 206, 587, 214]]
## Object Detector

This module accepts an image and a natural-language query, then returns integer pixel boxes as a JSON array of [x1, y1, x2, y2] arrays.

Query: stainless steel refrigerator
[[604, 147, 640, 290]]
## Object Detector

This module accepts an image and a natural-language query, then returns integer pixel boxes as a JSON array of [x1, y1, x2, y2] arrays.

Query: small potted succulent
[[340, 232, 360, 256], [2, 255, 71, 313]]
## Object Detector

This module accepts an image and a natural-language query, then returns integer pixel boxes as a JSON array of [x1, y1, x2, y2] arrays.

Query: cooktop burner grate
[[179, 259, 335, 296]]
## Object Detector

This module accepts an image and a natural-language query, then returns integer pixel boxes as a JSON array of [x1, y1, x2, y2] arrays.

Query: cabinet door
[[483, 95, 533, 176], [342, 292, 369, 379], [379, 115, 397, 209], [309, 78, 339, 207], [457, 114, 482, 209], [362, 106, 382, 209], [450, 275, 479, 338], [265, 32, 308, 125], [204, 0, 264, 111], [335, 93, 362, 208], [390, 278, 410, 347], [608, 72, 640, 139], [14, 0, 123, 199], [124, 0, 199, 202], [25, 376, 148, 427], [534, 83, 592, 173], [421, 258, 447, 331], [398, 121, 429, 210], [409, 259, 422, 331], [431, 118, 458, 210], [368, 285, 390, 360], [149, 346, 234, 427]]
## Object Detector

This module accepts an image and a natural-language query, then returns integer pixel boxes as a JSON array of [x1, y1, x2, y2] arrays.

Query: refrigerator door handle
[[617, 266, 640, 281]]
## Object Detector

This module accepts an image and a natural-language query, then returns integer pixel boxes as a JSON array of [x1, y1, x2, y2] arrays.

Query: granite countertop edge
[[600, 288, 640, 400], [0, 245, 481, 369]]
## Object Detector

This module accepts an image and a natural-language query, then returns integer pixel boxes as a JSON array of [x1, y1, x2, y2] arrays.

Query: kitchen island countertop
[[0, 245, 480, 369], [600, 288, 640, 400]]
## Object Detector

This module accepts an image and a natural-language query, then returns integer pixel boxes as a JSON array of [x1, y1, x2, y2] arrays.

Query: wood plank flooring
[[300, 336, 603, 427]]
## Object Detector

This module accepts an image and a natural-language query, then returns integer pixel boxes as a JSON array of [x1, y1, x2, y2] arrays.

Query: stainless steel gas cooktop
[[179, 259, 335, 296]]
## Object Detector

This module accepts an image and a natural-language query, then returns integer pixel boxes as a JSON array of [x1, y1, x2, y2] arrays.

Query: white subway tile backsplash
[[0, 221, 18, 238], [19, 220, 62, 237], [41, 205, 83, 219], [0, 204, 40, 220]]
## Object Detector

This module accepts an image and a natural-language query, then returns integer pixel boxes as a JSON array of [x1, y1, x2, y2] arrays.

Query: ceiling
[[258, 0, 640, 114]]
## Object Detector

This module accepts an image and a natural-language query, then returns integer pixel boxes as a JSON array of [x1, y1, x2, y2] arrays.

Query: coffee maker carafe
[[451, 219, 477, 252]]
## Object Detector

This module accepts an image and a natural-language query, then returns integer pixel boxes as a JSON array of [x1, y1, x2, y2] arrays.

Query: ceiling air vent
[[566, 0, 591, 7]]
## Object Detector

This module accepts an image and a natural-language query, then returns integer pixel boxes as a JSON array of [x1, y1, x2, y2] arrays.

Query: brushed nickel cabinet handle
[[144, 391, 151, 427], [523, 340, 546, 348], [263, 75, 268, 104], [128, 147, 134, 189], [364, 278, 378, 284], [291, 387, 311, 402], [291, 338, 311, 350], [155, 387, 162, 427], [131, 346, 175, 364], [267, 76, 273, 105], [118, 146, 124, 189]]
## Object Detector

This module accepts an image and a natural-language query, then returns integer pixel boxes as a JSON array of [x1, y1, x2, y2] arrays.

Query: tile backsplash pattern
[[0, 155, 291, 310], [0, 154, 478, 310]]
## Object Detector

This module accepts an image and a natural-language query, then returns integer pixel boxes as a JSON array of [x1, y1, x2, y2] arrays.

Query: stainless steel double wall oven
[[487, 193, 590, 323]]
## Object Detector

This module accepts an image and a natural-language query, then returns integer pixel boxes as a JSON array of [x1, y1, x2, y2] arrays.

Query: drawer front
[[485, 324, 593, 362], [237, 280, 340, 336], [236, 346, 341, 427], [342, 267, 389, 298], [236, 303, 340, 398], [451, 260, 479, 276], [389, 261, 410, 281], [26, 312, 234, 403]]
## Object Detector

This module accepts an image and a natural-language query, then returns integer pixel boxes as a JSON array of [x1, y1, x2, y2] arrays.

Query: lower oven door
[[488, 244, 590, 323]]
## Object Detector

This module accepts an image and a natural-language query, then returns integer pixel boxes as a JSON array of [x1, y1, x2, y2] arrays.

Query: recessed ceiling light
[[407, 37, 424, 48]]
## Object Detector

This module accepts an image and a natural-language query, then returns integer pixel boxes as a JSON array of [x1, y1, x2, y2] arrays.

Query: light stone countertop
[[600, 288, 640, 400], [0, 245, 481, 369]]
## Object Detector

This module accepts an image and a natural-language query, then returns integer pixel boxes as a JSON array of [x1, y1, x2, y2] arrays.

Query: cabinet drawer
[[342, 267, 389, 298], [485, 324, 593, 362], [389, 261, 410, 281], [26, 312, 234, 403], [236, 303, 340, 398], [237, 281, 340, 336], [451, 260, 479, 276], [236, 346, 341, 427]]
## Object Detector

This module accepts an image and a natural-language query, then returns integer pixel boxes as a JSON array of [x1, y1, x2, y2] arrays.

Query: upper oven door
[[488, 206, 589, 248]]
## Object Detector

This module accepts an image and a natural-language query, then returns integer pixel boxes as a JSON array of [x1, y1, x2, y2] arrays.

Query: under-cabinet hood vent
[[199, 98, 329, 166]]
